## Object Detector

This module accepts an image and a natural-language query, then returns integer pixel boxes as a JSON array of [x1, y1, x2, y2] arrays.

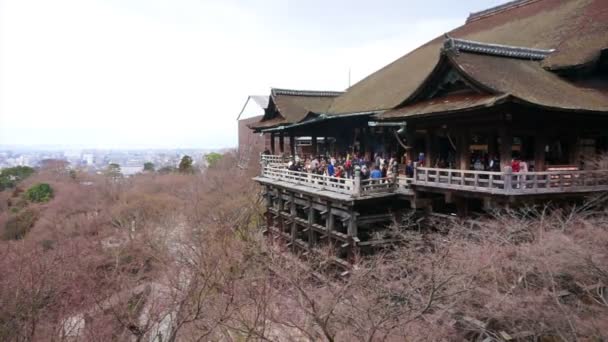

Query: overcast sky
[[0, 0, 504, 149]]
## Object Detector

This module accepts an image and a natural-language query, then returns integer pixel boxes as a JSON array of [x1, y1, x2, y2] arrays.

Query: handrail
[[259, 163, 608, 197]]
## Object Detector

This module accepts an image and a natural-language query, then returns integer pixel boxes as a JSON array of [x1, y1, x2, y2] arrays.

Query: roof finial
[[442, 34, 459, 55]]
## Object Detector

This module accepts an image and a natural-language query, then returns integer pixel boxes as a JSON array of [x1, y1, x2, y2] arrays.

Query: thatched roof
[[381, 37, 608, 119], [328, 0, 608, 115], [248, 88, 343, 130]]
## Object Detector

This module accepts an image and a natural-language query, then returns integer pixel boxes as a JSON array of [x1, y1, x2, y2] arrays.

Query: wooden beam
[[270, 133, 276, 154], [290, 133, 296, 158], [534, 133, 547, 171], [290, 192, 297, 252], [499, 125, 513, 169], [458, 129, 471, 170], [279, 132, 285, 154], [307, 198, 315, 249], [325, 202, 334, 247], [425, 129, 435, 168]]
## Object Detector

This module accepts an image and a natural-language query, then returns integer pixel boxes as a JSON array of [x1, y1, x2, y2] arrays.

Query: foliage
[[204, 152, 223, 168], [158, 166, 176, 174], [0, 166, 35, 191], [105, 163, 122, 178], [178, 155, 194, 174], [0, 149, 607, 340], [143, 162, 155, 172], [2, 208, 39, 240], [24, 183, 54, 203]]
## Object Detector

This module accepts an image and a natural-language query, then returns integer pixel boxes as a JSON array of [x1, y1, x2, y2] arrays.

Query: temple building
[[245, 0, 608, 267]]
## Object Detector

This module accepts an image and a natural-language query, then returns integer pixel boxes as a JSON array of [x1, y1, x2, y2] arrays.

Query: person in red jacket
[[511, 158, 521, 173]]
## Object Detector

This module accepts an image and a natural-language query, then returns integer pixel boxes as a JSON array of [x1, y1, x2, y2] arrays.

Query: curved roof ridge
[[443, 36, 555, 60], [467, 0, 539, 23], [271, 88, 344, 97]]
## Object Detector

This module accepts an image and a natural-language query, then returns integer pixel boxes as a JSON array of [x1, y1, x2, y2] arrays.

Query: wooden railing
[[260, 154, 288, 167], [262, 166, 356, 195], [414, 168, 506, 194], [415, 167, 608, 195], [258, 154, 608, 197]]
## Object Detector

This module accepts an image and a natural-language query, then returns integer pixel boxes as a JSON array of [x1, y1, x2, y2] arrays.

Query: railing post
[[413, 162, 418, 182], [392, 162, 399, 184], [503, 166, 513, 193], [261, 158, 268, 177], [354, 165, 361, 197]]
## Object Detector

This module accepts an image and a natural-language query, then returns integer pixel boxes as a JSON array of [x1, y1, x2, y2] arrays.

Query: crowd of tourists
[[261, 151, 400, 180]]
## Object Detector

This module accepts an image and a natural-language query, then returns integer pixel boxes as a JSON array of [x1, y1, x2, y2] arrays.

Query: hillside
[[0, 152, 607, 341]]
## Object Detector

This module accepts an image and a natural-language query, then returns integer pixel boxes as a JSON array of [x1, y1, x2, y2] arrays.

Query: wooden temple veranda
[[245, 0, 608, 266]]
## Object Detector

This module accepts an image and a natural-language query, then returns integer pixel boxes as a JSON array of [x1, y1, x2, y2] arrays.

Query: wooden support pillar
[[455, 197, 469, 218], [290, 192, 297, 252], [567, 132, 580, 167], [347, 209, 358, 238], [425, 129, 433, 168], [499, 126, 513, 169], [458, 129, 471, 170], [277, 189, 284, 233], [307, 198, 315, 249], [325, 202, 334, 248], [359, 128, 366, 156], [404, 125, 416, 163], [265, 186, 273, 233], [290, 133, 296, 158], [487, 131, 498, 158], [270, 133, 276, 154], [279, 132, 285, 154], [347, 208, 359, 263], [311, 135, 318, 157], [534, 134, 547, 171]]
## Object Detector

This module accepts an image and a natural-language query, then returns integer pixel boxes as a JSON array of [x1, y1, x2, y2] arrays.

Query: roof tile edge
[[467, 0, 539, 23], [271, 88, 345, 97], [443, 37, 555, 60]]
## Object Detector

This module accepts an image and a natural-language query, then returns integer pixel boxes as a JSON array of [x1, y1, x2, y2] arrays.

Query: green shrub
[[2, 209, 39, 240], [0, 166, 35, 191], [24, 183, 54, 203]]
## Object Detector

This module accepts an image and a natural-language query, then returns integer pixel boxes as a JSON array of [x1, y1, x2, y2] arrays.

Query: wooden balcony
[[414, 167, 608, 195], [255, 156, 608, 200]]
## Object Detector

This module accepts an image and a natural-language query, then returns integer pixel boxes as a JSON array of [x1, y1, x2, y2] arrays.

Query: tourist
[[327, 160, 335, 176], [371, 165, 382, 179], [418, 152, 426, 167], [405, 159, 414, 178]]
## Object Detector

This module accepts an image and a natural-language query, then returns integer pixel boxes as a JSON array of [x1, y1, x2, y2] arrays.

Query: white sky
[[0, 0, 504, 149]]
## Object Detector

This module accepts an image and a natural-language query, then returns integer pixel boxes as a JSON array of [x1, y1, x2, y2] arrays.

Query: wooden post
[[307, 198, 315, 249], [425, 129, 434, 168], [567, 132, 580, 168], [354, 165, 361, 196], [347, 211, 357, 237], [290, 133, 296, 158], [487, 131, 498, 158], [360, 127, 367, 156], [325, 202, 334, 248], [392, 162, 398, 186], [458, 129, 471, 170], [503, 166, 513, 193], [404, 125, 416, 163], [499, 126, 513, 170], [277, 189, 284, 233], [265, 186, 273, 237], [290, 192, 297, 251], [270, 133, 276, 154], [534, 134, 547, 171], [455, 197, 469, 218], [279, 132, 285, 154], [312, 135, 318, 157], [413, 161, 418, 181]]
